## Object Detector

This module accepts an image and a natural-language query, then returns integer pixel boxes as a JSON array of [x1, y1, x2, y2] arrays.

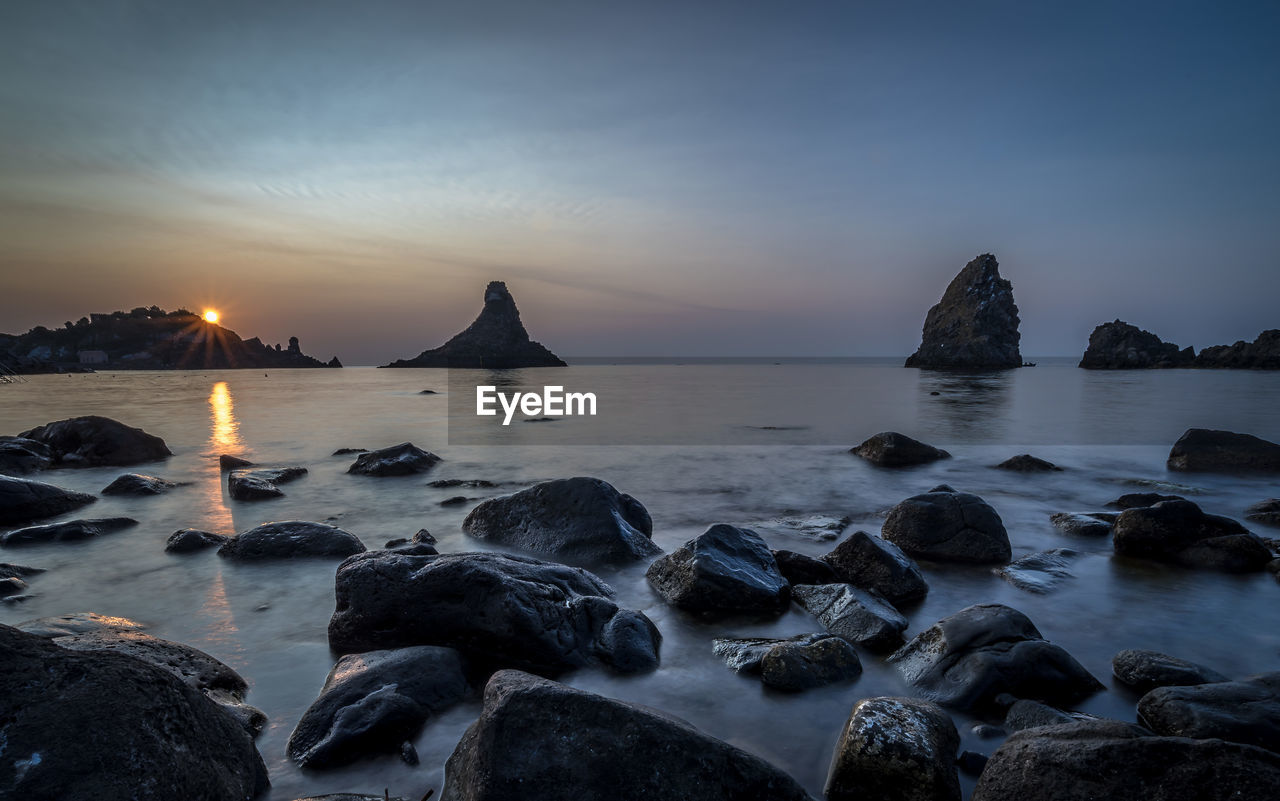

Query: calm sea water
[[2, 362, 1279, 799]]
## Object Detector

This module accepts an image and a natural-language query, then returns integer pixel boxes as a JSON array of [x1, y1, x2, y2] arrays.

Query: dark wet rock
[[973, 724, 1006, 738], [0, 435, 53, 474], [0, 623, 269, 800], [219, 453, 253, 471], [646, 524, 789, 615], [1138, 673, 1280, 753], [331, 447, 367, 455], [905, 253, 1022, 370], [852, 431, 951, 467], [384, 537, 409, 548], [760, 635, 862, 691], [399, 741, 419, 765], [0, 473, 97, 525], [957, 751, 988, 776], [995, 454, 1061, 472], [972, 719, 1280, 801], [288, 646, 469, 769], [165, 528, 229, 553], [1078, 320, 1195, 369], [1, 516, 137, 546], [772, 549, 838, 585], [996, 548, 1078, 593], [882, 487, 1012, 564], [1, 575, 27, 595], [888, 603, 1102, 711], [440, 495, 468, 506], [412, 528, 436, 545], [1106, 492, 1185, 509], [1049, 512, 1114, 536], [746, 513, 851, 542], [0, 562, 42, 582], [419, 389, 438, 394], [346, 441, 441, 476], [386, 542, 439, 556], [440, 670, 812, 801], [1195, 329, 1280, 369], [1113, 499, 1272, 571], [228, 466, 307, 500], [712, 633, 834, 673], [329, 551, 659, 675], [822, 530, 928, 604], [101, 472, 178, 495], [463, 476, 659, 564], [1003, 699, 1094, 732], [16, 611, 147, 638], [1245, 499, 1280, 526], [1167, 427, 1280, 472], [792, 583, 908, 650], [1112, 649, 1228, 693], [17, 415, 171, 467], [292, 796, 408, 801], [218, 520, 366, 560], [826, 696, 961, 801], [430, 478, 498, 488], [383, 281, 566, 369]]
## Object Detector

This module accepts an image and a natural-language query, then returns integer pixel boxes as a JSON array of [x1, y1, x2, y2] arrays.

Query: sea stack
[[905, 253, 1022, 370], [1079, 321, 1195, 369], [383, 281, 566, 369]]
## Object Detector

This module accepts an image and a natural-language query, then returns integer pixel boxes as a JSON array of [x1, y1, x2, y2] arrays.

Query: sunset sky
[[2, 1, 1277, 364]]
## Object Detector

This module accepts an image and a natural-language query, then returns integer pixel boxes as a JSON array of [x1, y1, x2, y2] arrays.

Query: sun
[[203, 310, 219, 323]]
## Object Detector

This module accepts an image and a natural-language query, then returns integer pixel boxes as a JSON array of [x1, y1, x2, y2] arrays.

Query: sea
[[2, 359, 1279, 799]]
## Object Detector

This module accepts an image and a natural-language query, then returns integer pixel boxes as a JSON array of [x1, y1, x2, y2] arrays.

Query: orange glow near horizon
[[204, 309, 219, 323]]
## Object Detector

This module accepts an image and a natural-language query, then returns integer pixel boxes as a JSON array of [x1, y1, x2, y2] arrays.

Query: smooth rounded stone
[[1112, 649, 1228, 693], [973, 723, 1006, 738], [888, 603, 1102, 711], [1048, 512, 1114, 537], [712, 632, 834, 673], [228, 466, 307, 500], [957, 751, 988, 776], [0, 473, 97, 525], [288, 646, 469, 769], [822, 530, 928, 604], [773, 549, 838, 585], [1, 516, 138, 546], [760, 636, 861, 691], [1113, 499, 1272, 572], [384, 537, 410, 548], [1167, 428, 1280, 472], [16, 611, 146, 638], [1106, 492, 1185, 509], [996, 549, 1078, 594], [1245, 498, 1280, 526], [462, 476, 659, 564], [0, 435, 54, 474], [851, 431, 950, 467], [329, 551, 660, 675], [994, 454, 1061, 472], [100, 472, 178, 496], [971, 720, 1280, 801], [218, 520, 366, 560], [0, 623, 269, 801], [1138, 673, 1280, 753], [165, 528, 229, 553], [0, 575, 27, 595], [826, 696, 961, 801], [441, 670, 813, 801], [18, 415, 172, 467], [792, 583, 908, 650], [646, 524, 789, 615], [346, 442, 440, 476], [882, 488, 1012, 564], [440, 495, 468, 506], [1003, 699, 1094, 732], [219, 453, 253, 471], [331, 447, 368, 455]]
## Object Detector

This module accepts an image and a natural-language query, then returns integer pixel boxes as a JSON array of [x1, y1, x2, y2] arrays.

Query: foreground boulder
[[1112, 648, 1228, 693], [440, 670, 812, 801], [882, 487, 1011, 564], [101, 472, 178, 495], [1, 516, 137, 546], [0, 436, 53, 474], [822, 530, 928, 604], [904, 253, 1022, 370], [994, 454, 1061, 472], [0, 474, 96, 525], [228, 466, 307, 500], [1078, 320, 1195, 369], [972, 720, 1280, 801], [851, 432, 950, 467], [646, 524, 789, 615], [17, 415, 171, 466], [1167, 428, 1280, 472], [0, 624, 269, 800], [1138, 673, 1280, 753], [888, 603, 1102, 711], [329, 551, 659, 675], [288, 646, 469, 769], [1112, 499, 1271, 571], [792, 583, 907, 650], [462, 476, 660, 564], [218, 521, 366, 560], [826, 696, 960, 801], [346, 442, 440, 476]]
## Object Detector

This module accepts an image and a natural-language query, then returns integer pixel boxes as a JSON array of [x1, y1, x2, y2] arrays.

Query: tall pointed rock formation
[[905, 253, 1023, 370]]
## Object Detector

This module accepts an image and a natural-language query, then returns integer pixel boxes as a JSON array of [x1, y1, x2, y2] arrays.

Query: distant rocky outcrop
[[1195, 329, 1280, 369], [382, 281, 565, 368], [1079, 320, 1195, 369], [905, 253, 1022, 370]]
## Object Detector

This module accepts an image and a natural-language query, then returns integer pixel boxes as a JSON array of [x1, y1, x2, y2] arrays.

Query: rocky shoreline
[[1080, 321, 1280, 370]]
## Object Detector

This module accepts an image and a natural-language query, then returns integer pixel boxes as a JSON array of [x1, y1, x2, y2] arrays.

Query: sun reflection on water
[[203, 381, 242, 535]]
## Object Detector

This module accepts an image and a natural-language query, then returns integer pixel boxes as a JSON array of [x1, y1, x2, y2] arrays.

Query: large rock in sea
[[905, 253, 1022, 370], [822, 530, 929, 604], [712, 633, 862, 691], [1078, 320, 1195, 369], [1137, 673, 1280, 754], [1112, 499, 1272, 572], [0, 474, 96, 525], [1166, 428, 1280, 472], [0, 623, 269, 800], [328, 551, 660, 675], [0, 436, 53, 474], [382, 281, 566, 368], [16, 415, 171, 466], [440, 670, 814, 801], [1195, 329, 1280, 369], [346, 442, 440, 476], [851, 432, 950, 467], [971, 720, 1280, 801], [1112, 648, 1228, 694], [791, 583, 908, 650], [1, 516, 137, 546], [227, 466, 307, 500], [882, 486, 1012, 564], [826, 696, 961, 801], [218, 521, 367, 560], [101, 472, 178, 495], [645, 524, 790, 615], [462, 476, 660, 564], [887, 603, 1102, 711]]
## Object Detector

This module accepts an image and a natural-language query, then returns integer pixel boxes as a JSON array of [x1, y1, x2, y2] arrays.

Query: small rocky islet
[[2, 415, 1279, 799]]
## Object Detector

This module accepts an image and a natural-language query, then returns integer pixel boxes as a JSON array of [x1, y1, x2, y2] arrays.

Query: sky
[[1, 1, 1277, 364]]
